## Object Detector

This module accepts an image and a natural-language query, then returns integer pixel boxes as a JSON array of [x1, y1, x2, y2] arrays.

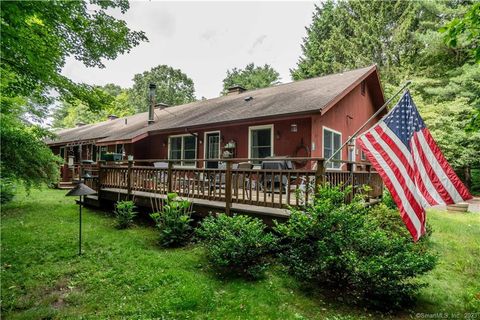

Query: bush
[[0, 179, 16, 204], [197, 214, 277, 279], [150, 193, 193, 247], [381, 189, 397, 209], [114, 200, 137, 229], [275, 185, 437, 309]]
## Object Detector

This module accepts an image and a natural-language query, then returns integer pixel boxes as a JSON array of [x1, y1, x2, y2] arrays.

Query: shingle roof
[[47, 65, 379, 146]]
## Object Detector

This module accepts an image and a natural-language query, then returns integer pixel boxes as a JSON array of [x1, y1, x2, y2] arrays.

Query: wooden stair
[[57, 181, 75, 190]]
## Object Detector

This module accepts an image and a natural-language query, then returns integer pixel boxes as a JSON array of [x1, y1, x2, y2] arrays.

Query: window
[[205, 131, 220, 169], [323, 127, 342, 169], [59, 147, 65, 161], [116, 144, 124, 155], [99, 146, 107, 160], [249, 125, 273, 163], [91, 144, 97, 162], [361, 80, 366, 96], [361, 150, 366, 161], [169, 135, 197, 167]]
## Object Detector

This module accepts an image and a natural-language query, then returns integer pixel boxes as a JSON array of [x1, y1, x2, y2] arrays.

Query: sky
[[61, 1, 316, 99]]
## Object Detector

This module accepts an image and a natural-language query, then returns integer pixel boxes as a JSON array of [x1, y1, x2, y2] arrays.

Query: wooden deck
[[99, 187, 291, 219], [81, 158, 383, 218]]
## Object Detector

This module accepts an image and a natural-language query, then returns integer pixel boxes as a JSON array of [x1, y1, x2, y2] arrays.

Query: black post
[[79, 195, 82, 256]]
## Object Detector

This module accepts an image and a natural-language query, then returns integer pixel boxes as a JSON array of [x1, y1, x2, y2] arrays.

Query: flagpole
[[324, 80, 412, 168]]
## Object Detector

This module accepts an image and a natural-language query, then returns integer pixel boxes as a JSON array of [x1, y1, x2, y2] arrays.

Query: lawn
[[1, 188, 479, 319]]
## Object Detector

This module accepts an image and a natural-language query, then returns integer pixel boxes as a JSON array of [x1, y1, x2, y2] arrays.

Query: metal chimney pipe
[[148, 83, 156, 125]]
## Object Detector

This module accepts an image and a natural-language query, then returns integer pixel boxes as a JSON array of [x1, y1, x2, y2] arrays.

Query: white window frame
[[248, 124, 274, 161], [322, 126, 342, 170], [168, 133, 198, 168], [203, 131, 221, 160]]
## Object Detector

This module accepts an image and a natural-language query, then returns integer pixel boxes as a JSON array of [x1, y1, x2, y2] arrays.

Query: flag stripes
[[358, 91, 472, 241]]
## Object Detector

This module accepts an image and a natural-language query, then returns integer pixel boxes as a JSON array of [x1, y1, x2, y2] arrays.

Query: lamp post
[[65, 182, 96, 255]]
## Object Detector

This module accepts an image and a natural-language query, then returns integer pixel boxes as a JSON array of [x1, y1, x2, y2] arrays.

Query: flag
[[357, 91, 472, 241]]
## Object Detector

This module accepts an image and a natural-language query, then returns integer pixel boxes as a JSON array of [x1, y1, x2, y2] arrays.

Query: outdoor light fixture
[[290, 124, 298, 132], [65, 182, 96, 256], [347, 136, 356, 151], [128, 155, 134, 161]]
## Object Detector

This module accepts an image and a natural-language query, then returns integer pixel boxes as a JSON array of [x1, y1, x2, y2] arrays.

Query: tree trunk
[[464, 166, 472, 190]]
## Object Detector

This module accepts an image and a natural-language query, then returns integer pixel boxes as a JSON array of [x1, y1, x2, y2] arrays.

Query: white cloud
[[61, 1, 315, 99]]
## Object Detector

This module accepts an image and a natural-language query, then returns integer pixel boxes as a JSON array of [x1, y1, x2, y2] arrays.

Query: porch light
[[347, 136, 355, 151], [127, 155, 134, 161], [65, 182, 97, 256], [290, 124, 298, 132]]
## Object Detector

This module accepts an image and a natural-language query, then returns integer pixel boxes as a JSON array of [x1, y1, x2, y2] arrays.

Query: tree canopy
[[222, 63, 280, 94], [0, 1, 146, 189], [51, 84, 136, 128], [129, 65, 196, 112], [290, 0, 479, 182]]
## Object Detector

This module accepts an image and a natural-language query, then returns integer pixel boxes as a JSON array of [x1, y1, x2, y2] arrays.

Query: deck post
[[167, 161, 173, 193], [366, 164, 372, 202], [347, 162, 354, 200], [315, 159, 325, 196], [97, 163, 102, 192], [225, 160, 232, 215], [127, 159, 133, 199]]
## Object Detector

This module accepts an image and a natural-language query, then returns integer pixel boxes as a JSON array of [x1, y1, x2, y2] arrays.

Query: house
[[47, 65, 385, 183]]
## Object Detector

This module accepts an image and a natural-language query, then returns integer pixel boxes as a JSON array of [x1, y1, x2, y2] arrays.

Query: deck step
[[79, 195, 101, 208], [57, 182, 75, 189]]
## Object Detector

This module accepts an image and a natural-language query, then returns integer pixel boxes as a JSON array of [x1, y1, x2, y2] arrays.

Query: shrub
[[114, 200, 137, 229], [0, 179, 16, 204], [275, 185, 437, 309], [197, 214, 277, 279], [381, 189, 397, 209], [150, 193, 193, 247]]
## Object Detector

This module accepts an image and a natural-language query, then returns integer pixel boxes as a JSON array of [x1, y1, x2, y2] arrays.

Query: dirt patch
[[46, 277, 79, 310]]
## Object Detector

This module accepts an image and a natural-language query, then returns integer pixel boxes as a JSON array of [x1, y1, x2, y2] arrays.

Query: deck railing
[[96, 158, 383, 212]]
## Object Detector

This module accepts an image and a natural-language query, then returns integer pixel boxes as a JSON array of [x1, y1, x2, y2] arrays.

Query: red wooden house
[[47, 65, 385, 183]]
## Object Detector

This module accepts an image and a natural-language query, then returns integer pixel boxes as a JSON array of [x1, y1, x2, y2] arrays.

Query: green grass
[[1, 189, 479, 319]]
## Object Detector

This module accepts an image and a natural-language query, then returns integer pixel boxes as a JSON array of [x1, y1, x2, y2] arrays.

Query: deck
[[82, 157, 383, 217]]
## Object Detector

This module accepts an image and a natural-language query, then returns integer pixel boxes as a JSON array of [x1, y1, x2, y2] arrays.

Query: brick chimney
[[226, 85, 246, 95]]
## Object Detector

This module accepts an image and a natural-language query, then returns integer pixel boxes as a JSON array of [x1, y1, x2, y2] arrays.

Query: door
[[205, 132, 220, 169]]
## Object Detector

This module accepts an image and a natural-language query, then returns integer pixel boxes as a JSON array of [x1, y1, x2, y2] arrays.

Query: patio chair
[[153, 162, 169, 187], [233, 162, 254, 199], [260, 160, 290, 194]]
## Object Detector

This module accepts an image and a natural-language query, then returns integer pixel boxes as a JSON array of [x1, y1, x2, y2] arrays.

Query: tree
[[291, 0, 426, 84], [1, 100, 62, 190], [129, 65, 196, 112], [222, 63, 280, 94], [440, 2, 480, 131], [0, 1, 146, 189], [290, 1, 473, 83], [1, 1, 146, 110], [51, 85, 136, 128], [290, 0, 479, 184], [440, 2, 480, 64], [414, 95, 480, 188]]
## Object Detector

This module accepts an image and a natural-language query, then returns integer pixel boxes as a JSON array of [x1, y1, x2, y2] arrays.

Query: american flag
[[358, 91, 472, 241]]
